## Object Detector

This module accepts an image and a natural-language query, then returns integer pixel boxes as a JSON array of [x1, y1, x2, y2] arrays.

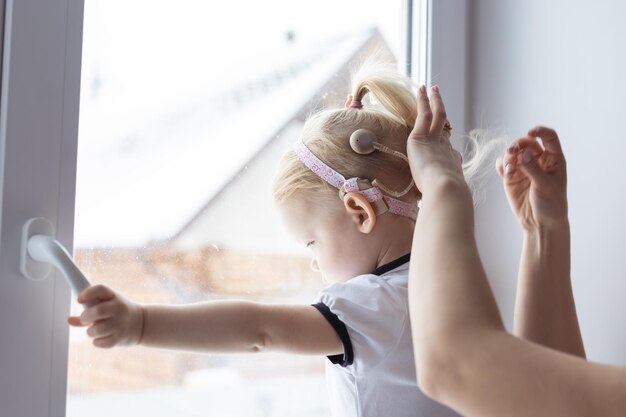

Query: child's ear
[[342, 192, 377, 234]]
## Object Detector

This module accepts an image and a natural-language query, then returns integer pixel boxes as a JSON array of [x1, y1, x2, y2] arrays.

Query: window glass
[[68, 1, 404, 415]]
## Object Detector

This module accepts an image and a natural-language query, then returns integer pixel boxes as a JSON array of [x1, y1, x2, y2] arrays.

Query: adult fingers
[[80, 300, 116, 325], [519, 147, 547, 185], [429, 85, 448, 135], [496, 156, 516, 177], [495, 157, 503, 177], [508, 137, 544, 157], [528, 126, 563, 155], [503, 136, 543, 175], [442, 126, 452, 141], [501, 151, 518, 179], [453, 149, 462, 165], [413, 85, 433, 136], [77, 284, 115, 305]]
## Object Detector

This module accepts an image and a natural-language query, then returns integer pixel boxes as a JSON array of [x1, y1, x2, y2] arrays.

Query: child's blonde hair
[[272, 57, 498, 207]]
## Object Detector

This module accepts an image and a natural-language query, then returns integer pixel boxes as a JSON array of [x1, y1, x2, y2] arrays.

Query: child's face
[[278, 191, 380, 283]]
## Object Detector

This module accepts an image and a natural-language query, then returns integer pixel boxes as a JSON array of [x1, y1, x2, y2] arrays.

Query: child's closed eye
[[305, 240, 315, 248]]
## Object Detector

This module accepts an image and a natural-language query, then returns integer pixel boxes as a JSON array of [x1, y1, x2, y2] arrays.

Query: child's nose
[[310, 258, 320, 272]]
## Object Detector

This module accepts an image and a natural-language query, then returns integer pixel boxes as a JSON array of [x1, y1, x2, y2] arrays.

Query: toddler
[[71, 59, 481, 417]]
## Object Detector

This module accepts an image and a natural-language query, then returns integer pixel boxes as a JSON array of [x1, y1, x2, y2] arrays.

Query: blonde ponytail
[[350, 58, 417, 128], [462, 128, 507, 204]]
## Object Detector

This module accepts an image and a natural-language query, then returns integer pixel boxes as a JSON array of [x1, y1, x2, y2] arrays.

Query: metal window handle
[[20, 217, 91, 294]]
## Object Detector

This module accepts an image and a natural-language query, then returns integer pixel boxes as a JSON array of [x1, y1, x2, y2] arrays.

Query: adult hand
[[406, 85, 464, 195], [496, 126, 568, 232], [68, 284, 145, 348]]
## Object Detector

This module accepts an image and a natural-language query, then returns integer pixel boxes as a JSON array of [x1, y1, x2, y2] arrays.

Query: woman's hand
[[68, 284, 145, 348], [406, 85, 465, 195], [496, 126, 568, 232]]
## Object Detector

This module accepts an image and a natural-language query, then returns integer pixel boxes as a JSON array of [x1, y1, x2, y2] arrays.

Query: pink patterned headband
[[294, 140, 418, 221]]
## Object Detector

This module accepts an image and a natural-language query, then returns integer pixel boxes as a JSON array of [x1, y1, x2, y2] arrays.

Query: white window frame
[[0, 0, 84, 416], [420, 0, 468, 143], [404, 0, 467, 145], [0, 1, 465, 415]]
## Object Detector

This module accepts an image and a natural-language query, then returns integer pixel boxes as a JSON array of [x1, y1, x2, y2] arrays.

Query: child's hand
[[67, 284, 145, 348], [496, 126, 568, 232]]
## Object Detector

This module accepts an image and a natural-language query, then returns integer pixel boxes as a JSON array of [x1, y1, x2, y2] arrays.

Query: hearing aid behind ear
[[348, 129, 415, 198], [349, 129, 410, 162], [350, 129, 378, 154]]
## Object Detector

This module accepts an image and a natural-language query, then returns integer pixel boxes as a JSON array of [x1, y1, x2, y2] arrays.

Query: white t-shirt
[[312, 254, 461, 417]]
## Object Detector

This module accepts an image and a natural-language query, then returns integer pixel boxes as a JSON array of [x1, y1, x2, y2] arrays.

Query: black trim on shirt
[[311, 302, 354, 367], [371, 253, 411, 276]]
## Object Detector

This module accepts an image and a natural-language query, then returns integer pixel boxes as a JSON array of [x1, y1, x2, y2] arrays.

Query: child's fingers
[[67, 316, 86, 327], [93, 335, 117, 349], [77, 284, 115, 304], [86, 319, 116, 339], [429, 85, 448, 135], [80, 300, 116, 325]]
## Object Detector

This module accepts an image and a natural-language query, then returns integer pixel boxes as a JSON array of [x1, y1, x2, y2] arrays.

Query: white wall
[[468, 0, 626, 364]]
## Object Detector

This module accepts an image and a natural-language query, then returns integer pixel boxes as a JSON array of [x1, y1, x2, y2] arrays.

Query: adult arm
[[515, 223, 585, 356], [406, 87, 626, 417], [498, 127, 584, 357]]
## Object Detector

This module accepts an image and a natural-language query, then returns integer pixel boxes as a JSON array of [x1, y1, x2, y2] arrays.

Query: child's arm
[[497, 127, 585, 358], [69, 284, 343, 355]]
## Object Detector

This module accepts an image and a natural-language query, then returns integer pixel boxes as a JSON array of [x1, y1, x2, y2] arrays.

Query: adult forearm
[[409, 179, 504, 391], [408, 184, 615, 417], [139, 300, 266, 353], [410, 179, 503, 335], [513, 224, 585, 357]]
